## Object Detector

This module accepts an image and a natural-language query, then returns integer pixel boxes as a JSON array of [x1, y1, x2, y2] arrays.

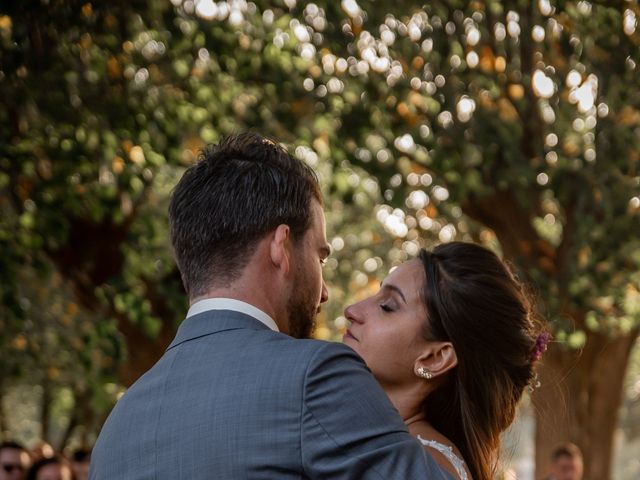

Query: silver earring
[[416, 366, 433, 380]]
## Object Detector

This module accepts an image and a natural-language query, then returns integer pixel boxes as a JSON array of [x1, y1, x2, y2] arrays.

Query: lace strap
[[417, 435, 468, 480]]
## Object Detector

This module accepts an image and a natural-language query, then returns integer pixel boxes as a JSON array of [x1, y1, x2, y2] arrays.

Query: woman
[[343, 241, 548, 480]]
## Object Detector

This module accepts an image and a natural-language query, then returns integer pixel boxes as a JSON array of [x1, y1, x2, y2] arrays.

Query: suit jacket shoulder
[[90, 310, 447, 479]]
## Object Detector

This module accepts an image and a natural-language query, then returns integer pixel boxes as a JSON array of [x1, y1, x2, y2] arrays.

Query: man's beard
[[287, 262, 318, 339], [287, 296, 316, 339]]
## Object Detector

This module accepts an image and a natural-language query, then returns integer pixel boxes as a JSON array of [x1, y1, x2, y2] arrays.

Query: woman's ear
[[414, 342, 458, 380], [270, 224, 292, 275]]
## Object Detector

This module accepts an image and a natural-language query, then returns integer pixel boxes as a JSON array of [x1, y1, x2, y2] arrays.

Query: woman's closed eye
[[380, 302, 396, 313]]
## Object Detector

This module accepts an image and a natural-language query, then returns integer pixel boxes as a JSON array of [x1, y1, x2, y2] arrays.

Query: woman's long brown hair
[[418, 243, 541, 480]]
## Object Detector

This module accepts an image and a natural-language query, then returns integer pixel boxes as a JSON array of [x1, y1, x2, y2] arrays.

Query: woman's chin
[[342, 336, 361, 355]]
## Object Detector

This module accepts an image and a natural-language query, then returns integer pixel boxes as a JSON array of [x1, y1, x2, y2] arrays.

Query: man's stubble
[[287, 253, 318, 339]]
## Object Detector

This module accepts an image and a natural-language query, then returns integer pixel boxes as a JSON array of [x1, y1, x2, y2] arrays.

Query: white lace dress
[[417, 435, 468, 480]]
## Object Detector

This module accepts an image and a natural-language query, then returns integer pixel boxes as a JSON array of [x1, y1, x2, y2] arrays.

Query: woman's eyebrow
[[380, 282, 407, 303]]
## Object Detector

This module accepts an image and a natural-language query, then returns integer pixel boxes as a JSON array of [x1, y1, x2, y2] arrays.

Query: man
[[546, 443, 584, 480], [26, 456, 72, 480], [70, 449, 90, 480], [90, 133, 447, 478], [0, 442, 30, 480]]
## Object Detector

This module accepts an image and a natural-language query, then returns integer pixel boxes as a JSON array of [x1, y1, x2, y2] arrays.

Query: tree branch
[[460, 189, 557, 276]]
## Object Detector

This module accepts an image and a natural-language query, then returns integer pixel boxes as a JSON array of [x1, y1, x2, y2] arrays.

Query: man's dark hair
[[71, 448, 91, 462], [26, 456, 66, 480], [552, 443, 583, 461], [0, 441, 26, 452], [169, 132, 322, 297]]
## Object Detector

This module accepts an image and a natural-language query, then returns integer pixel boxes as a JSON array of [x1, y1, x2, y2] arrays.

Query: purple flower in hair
[[531, 332, 551, 362]]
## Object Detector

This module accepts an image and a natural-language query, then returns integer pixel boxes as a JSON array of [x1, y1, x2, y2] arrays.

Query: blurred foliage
[[0, 0, 639, 471]]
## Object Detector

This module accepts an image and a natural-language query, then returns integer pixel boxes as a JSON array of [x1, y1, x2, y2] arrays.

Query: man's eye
[[380, 303, 394, 312]]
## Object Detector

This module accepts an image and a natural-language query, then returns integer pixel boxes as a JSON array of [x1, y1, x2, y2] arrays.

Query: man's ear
[[414, 342, 458, 380], [270, 224, 292, 275]]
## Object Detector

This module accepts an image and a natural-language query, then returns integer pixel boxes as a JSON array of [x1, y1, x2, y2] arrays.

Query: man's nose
[[320, 281, 329, 304]]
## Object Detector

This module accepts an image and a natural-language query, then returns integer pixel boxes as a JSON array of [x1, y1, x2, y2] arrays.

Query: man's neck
[[187, 297, 280, 332], [192, 283, 285, 331]]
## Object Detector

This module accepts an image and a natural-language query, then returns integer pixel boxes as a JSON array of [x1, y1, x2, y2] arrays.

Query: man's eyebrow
[[380, 282, 407, 303]]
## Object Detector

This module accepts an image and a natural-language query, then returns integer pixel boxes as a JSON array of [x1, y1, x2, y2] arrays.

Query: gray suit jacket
[[90, 310, 451, 479]]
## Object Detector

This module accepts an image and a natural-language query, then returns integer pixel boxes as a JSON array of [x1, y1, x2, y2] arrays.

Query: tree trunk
[[0, 381, 6, 440], [533, 328, 639, 480], [46, 215, 183, 387], [461, 195, 638, 479], [40, 380, 51, 443], [58, 400, 79, 452], [116, 312, 177, 386]]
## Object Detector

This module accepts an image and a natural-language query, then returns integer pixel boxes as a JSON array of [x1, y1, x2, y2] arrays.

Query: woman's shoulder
[[412, 424, 472, 480]]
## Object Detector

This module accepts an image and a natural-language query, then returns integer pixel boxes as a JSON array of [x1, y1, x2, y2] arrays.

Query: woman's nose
[[344, 302, 364, 324]]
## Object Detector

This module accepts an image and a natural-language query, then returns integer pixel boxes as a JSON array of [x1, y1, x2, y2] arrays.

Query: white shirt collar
[[186, 298, 279, 332]]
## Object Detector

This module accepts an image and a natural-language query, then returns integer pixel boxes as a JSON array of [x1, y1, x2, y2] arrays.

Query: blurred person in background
[[69, 450, 89, 480], [27, 444, 53, 464], [26, 456, 72, 480], [545, 443, 583, 480], [0, 441, 31, 480]]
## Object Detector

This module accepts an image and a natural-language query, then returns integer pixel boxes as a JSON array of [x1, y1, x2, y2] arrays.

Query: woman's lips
[[343, 329, 358, 342]]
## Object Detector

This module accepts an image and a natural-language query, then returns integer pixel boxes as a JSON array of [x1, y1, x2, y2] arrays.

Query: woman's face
[[342, 259, 429, 387]]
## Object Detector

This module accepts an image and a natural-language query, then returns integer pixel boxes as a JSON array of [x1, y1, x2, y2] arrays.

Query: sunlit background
[[1, 1, 639, 478]]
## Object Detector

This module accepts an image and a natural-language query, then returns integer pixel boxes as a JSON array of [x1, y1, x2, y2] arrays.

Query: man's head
[[69, 449, 90, 480], [25, 456, 71, 480], [0, 442, 31, 480], [550, 443, 583, 480], [169, 132, 329, 337]]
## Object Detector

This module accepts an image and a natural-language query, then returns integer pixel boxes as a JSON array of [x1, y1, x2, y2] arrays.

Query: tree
[[1, 1, 639, 477], [291, 3, 640, 478], [0, 0, 399, 445]]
